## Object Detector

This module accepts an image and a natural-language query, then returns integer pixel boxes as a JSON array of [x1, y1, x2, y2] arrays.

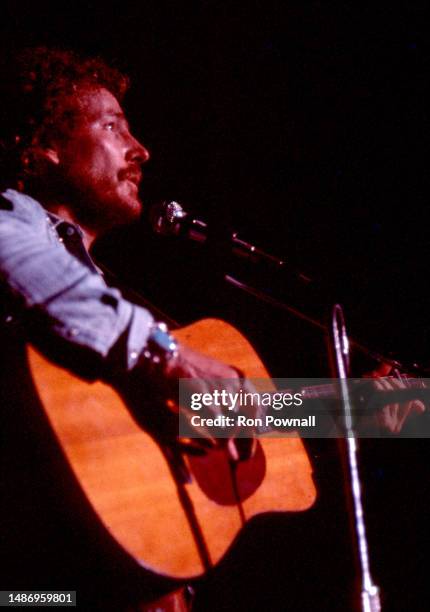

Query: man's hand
[[165, 343, 241, 383], [163, 344, 259, 454], [366, 363, 425, 433]]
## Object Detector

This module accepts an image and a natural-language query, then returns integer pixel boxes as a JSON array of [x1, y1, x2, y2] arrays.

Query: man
[[0, 47, 424, 612], [0, 47, 248, 611]]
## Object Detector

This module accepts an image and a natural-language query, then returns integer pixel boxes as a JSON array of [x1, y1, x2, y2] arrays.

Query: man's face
[[51, 87, 149, 231]]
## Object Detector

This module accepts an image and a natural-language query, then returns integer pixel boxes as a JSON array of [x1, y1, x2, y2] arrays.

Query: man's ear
[[40, 147, 60, 165], [21, 145, 60, 175]]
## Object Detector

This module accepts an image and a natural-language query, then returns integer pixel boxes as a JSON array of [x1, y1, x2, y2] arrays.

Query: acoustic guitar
[[27, 318, 318, 579]]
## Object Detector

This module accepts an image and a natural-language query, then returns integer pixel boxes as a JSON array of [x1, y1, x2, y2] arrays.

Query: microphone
[[149, 200, 309, 274], [149, 200, 208, 243]]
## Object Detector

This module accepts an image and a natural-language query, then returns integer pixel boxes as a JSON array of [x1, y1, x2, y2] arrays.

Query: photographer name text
[[190, 414, 316, 428]]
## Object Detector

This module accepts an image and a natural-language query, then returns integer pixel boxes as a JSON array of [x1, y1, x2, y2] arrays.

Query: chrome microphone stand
[[331, 304, 381, 612], [149, 200, 420, 371]]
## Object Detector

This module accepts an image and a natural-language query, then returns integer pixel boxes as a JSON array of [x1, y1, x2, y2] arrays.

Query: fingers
[[373, 376, 425, 433], [411, 400, 426, 414]]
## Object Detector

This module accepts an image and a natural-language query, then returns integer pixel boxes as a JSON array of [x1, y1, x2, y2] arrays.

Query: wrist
[[142, 322, 179, 369]]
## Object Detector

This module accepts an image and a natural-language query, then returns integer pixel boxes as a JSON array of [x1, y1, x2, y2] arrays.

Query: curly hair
[[0, 47, 129, 188]]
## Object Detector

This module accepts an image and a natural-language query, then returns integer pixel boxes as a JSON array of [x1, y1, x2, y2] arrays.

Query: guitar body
[[27, 318, 316, 579]]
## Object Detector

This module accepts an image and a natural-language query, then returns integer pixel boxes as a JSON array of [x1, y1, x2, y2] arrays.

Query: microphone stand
[[223, 273, 405, 369], [150, 200, 420, 371], [148, 201, 426, 610], [331, 304, 381, 612]]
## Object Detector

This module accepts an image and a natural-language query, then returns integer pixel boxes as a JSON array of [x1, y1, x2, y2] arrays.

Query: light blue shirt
[[0, 188, 154, 379]]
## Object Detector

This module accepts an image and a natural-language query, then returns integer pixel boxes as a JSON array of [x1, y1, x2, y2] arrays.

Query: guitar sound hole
[[187, 440, 266, 505]]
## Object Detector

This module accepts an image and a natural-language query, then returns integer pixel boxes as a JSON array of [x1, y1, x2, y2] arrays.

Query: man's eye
[[105, 122, 115, 131]]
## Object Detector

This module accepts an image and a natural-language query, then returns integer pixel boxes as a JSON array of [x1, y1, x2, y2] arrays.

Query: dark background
[[1, 2, 429, 610]]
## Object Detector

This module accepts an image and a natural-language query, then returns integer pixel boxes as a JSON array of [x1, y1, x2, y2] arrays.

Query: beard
[[54, 173, 143, 235]]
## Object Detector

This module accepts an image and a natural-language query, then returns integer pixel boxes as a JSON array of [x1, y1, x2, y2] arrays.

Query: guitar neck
[[248, 376, 429, 435]]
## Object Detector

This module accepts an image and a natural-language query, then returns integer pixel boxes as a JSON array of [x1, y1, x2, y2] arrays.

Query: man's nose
[[126, 135, 150, 165]]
